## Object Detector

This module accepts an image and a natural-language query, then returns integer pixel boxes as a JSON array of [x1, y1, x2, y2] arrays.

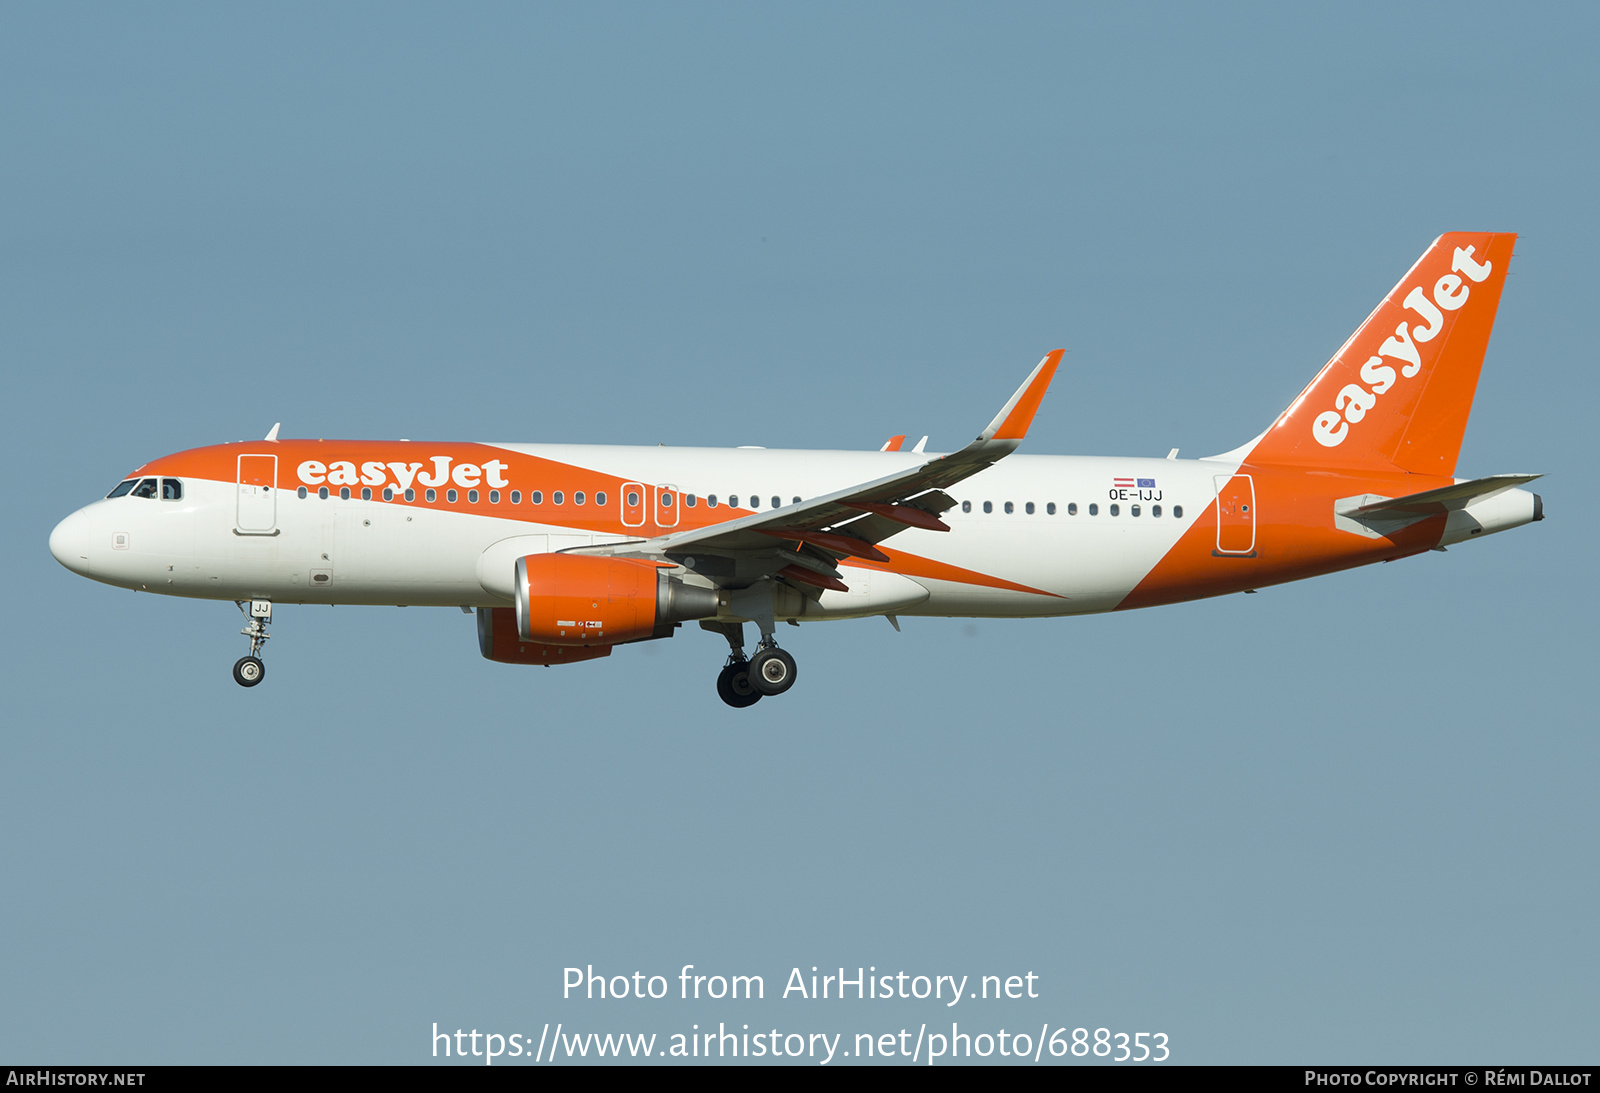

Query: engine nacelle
[[475, 607, 613, 666], [514, 553, 719, 646]]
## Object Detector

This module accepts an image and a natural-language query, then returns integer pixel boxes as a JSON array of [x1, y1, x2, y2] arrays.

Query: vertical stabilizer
[[1245, 232, 1515, 476]]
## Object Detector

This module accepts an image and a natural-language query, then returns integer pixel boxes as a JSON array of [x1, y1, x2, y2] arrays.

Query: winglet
[[980, 350, 1063, 442], [880, 435, 906, 452], [264, 423, 281, 442]]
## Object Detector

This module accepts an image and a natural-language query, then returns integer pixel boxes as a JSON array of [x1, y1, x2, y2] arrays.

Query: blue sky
[[2, 3, 1595, 1063]]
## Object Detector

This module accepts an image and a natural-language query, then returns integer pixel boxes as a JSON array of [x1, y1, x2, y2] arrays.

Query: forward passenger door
[[236, 455, 278, 534]]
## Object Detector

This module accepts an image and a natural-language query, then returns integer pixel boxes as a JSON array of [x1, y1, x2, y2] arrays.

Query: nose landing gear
[[233, 600, 272, 688]]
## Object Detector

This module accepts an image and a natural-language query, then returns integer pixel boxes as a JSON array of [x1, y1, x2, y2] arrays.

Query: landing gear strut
[[703, 621, 760, 708], [233, 599, 271, 688]]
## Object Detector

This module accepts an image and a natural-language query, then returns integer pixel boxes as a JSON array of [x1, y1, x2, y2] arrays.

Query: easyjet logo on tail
[[1312, 245, 1494, 448]]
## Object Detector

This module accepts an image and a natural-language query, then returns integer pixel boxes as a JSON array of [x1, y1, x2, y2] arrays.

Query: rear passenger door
[[1213, 474, 1255, 555]]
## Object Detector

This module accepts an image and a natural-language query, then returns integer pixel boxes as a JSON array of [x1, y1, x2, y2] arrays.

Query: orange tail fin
[[1246, 232, 1516, 476]]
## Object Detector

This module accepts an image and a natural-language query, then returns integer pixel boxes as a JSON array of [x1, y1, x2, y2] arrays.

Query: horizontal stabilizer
[[1341, 473, 1542, 518]]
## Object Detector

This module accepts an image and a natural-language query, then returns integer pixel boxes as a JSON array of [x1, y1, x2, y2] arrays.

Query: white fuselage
[[51, 445, 1237, 620]]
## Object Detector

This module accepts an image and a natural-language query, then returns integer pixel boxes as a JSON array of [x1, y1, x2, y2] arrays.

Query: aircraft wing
[[636, 351, 1063, 582]]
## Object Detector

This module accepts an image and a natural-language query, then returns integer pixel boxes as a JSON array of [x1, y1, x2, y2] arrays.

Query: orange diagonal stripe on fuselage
[[846, 551, 1064, 598]]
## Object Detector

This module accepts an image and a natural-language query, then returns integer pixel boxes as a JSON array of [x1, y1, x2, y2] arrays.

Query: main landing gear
[[716, 656, 761, 708], [749, 644, 797, 695], [703, 620, 799, 708], [233, 599, 272, 688]]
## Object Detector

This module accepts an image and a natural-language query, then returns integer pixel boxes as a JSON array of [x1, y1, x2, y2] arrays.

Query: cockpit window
[[161, 478, 183, 500], [130, 478, 159, 499], [107, 479, 138, 498]]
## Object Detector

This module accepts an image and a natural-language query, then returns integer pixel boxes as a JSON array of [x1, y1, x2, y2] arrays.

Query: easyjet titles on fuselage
[[296, 456, 512, 493]]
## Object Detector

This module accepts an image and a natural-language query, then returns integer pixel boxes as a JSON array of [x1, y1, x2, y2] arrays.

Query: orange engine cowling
[[476, 607, 613, 666], [514, 553, 719, 647]]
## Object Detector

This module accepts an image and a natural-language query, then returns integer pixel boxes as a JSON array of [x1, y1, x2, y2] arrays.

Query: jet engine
[[476, 607, 613, 666], [514, 554, 719, 646]]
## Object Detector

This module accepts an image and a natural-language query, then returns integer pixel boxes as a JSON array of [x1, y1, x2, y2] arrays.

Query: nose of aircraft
[[49, 508, 96, 576]]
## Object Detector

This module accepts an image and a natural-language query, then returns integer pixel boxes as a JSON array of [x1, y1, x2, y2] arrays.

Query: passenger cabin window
[[446, 489, 458, 503], [771, 496, 780, 509], [686, 494, 697, 507], [131, 478, 159, 499], [1089, 503, 1098, 515], [1067, 503, 1077, 515], [531, 490, 543, 504], [488, 490, 498, 503], [1004, 501, 1014, 514], [1152, 504, 1161, 517], [707, 495, 718, 508], [1132, 504, 1140, 517], [107, 479, 139, 498], [509, 490, 520, 504], [298, 486, 308, 499], [340, 487, 351, 500], [1173, 505, 1184, 518], [982, 501, 992, 513], [1110, 503, 1120, 516], [161, 479, 183, 500], [574, 491, 585, 505], [468, 489, 479, 503], [596, 491, 606, 507], [962, 500, 971, 513], [362, 487, 372, 500], [1047, 502, 1057, 515], [383, 488, 394, 501], [553, 491, 564, 505], [729, 495, 739, 508], [1025, 502, 1035, 514]]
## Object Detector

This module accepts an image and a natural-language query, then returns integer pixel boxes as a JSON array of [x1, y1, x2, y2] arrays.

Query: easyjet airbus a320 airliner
[[50, 233, 1542, 707]]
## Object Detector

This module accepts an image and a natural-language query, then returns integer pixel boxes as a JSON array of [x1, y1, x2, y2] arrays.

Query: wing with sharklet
[[637, 351, 1063, 589]]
